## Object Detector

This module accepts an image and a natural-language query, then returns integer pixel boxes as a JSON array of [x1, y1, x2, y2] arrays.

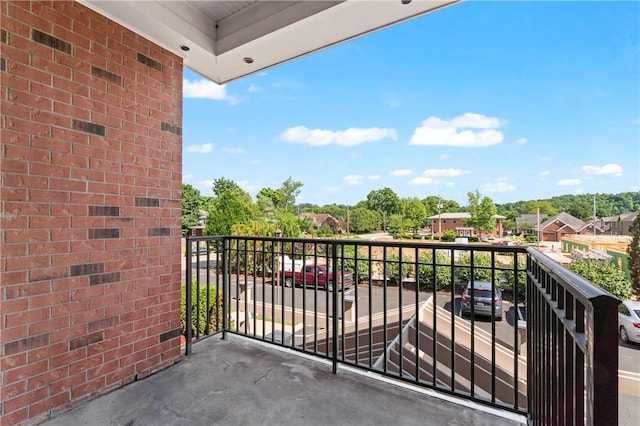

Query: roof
[[79, 0, 461, 84], [537, 212, 585, 232], [428, 212, 506, 219], [515, 214, 545, 224]]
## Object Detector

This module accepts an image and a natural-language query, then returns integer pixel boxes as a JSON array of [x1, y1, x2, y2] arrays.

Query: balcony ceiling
[[79, 0, 460, 84]]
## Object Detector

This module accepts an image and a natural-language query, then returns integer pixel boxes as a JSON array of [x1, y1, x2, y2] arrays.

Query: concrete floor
[[43, 334, 526, 426]]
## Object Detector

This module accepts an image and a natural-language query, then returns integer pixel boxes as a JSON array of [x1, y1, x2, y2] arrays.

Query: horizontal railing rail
[[183, 236, 619, 424]]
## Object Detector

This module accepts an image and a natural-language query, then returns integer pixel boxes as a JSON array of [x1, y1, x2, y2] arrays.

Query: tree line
[[182, 177, 640, 237]]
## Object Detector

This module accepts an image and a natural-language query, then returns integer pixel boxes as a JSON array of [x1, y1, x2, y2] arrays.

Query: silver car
[[461, 280, 503, 320], [618, 300, 640, 344]]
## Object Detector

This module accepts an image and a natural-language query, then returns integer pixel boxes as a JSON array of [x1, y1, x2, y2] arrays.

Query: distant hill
[[496, 192, 640, 221]]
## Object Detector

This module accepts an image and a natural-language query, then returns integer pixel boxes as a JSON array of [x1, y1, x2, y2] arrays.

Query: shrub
[[441, 230, 457, 242], [570, 258, 632, 300], [181, 280, 223, 337], [468, 237, 479, 243], [385, 253, 414, 284], [416, 250, 452, 291], [339, 245, 370, 282]]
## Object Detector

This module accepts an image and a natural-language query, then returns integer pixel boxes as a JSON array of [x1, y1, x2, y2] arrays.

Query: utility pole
[[437, 197, 443, 237]]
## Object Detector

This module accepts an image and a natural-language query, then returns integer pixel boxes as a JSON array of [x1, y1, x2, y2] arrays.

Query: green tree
[[566, 198, 594, 220], [212, 177, 242, 197], [387, 214, 403, 235], [628, 211, 640, 297], [521, 200, 557, 216], [570, 258, 632, 300], [280, 177, 303, 212], [465, 190, 497, 236], [275, 211, 302, 237], [181, 183, 203, 236], [256, 187, 286, 212], [402, 197, 427, 233], [366, 188, 401, 230], [350, 207, 381, 233], [206, 180, 255, 236]]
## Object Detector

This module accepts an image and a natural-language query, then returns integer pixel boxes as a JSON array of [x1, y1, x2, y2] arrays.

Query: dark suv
[[460, 280, 503, 320]]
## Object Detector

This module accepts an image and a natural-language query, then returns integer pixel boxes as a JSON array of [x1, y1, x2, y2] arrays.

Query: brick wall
[[1, 1, 183, 424]]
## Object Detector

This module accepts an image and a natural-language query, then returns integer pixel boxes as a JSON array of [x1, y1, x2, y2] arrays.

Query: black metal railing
[[183, 236, 619, 424]]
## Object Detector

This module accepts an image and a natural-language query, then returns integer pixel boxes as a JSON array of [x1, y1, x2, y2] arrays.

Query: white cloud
[[183, 174, 193, 180], [410, 168, 468, 185], [445, 182, 455, 187], [368, 175, 381, 180], [539, 170, 551, 177], [391, 169, 412, 177], [222, 147, 246, 154], [482, 181, 516, 193], [581, 163, 623, 177], [409, 113, 506, 147], [183, 78, 237, 103], [439, 154, 450, 160], [279, 126, 397, 147], [186, 143, 213, 153], [420, 168, 470, 178], [343, 175, 363, 186], [557, 179, 582, 186], [409, 177, 438, 185], [248, 85, 261, 94], [516, 137, 528, 145], [198, 179, 215, 188], [248, 159, 261, 166]]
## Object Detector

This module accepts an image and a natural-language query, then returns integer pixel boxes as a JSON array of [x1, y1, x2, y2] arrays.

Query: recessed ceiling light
[[180, 45, 190, 52], [243, 57, 254, 64]]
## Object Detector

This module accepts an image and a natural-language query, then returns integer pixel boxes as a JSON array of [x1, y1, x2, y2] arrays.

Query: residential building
[[535, 212, 605, 242], [298, 213, 346, 233], [428, 212, 505, 238], [598, 212, 638, 236]]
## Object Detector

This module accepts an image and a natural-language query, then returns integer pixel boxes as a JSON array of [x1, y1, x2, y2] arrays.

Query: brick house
[[598, 212, 638, 236], [428, 212, 505, 238], [535, 212, 605, 242], [298, 213, 346, 233]]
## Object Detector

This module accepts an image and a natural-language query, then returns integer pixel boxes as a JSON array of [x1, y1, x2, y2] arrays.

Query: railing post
[[222, 237, 229, 340], [331, 241, 338, 374], [185, 237, 193, 355], [588, 294, 619, 426]]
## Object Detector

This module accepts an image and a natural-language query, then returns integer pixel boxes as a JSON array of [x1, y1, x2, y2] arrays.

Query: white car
[[618, 301, 640, 344]]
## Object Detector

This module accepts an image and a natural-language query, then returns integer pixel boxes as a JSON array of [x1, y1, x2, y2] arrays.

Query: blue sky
[[181, 1, 639, 207]]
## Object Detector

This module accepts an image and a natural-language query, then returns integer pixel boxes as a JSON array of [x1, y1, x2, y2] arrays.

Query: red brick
[[69, 353, 104, 376], [29, 315, 70, 336], [0, 407, 29, 426], [106, 364, 135, 385], [28, 341, 68, 364], [49, 371, 86, 396], [28, 392, 71, 420], [0, 326, 30, 347], [27, 365, 68, 391], [5, 307, 51, 328], [2, 380, 27, 400], [50, 324, 87, 345], [4, 359, 48, 385]]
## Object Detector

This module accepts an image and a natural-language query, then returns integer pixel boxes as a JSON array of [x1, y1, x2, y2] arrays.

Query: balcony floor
[[44, 334, 526, 426]]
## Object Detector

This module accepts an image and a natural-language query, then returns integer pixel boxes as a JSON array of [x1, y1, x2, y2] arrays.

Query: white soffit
[[79, 0, 461, 84]]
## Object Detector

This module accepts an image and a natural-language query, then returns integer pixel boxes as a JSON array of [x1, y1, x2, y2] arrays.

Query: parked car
[[618, 300, 640, 344], [460, 280, 503, 320]]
